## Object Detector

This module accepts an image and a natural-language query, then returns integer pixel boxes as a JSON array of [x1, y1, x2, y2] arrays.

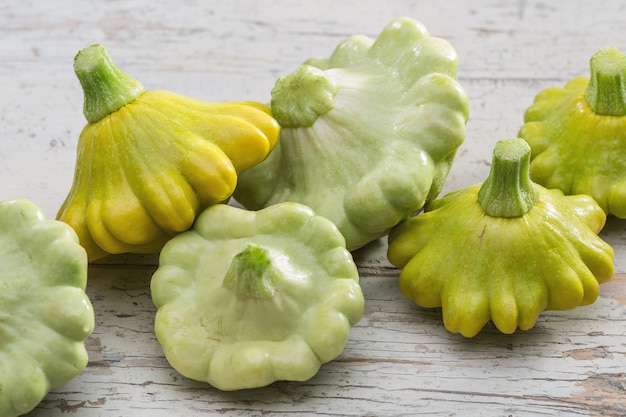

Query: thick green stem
[[584, 47, 626, 116], [74, 44, 144, 123], [270, 64, 337, 128], [477, 138, 538, 218], [223, 244, 283, 299]]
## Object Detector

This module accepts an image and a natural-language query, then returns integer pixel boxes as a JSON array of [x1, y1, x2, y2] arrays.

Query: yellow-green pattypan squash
[[519, 46, 626, 217], [0, 199, 94, 417], [57, 44, 280, 261], [234, 17, 470, 251], [150, 202, 364, 391], [387, 139, 614, 338]]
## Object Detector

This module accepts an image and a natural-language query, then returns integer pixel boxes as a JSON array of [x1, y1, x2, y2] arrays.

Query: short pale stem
[[584, 47, 626, 116], [74, 44, 144, 123], [477, 138, 538, 218], [270, 64, 337, 128], [223, 244, 283, 299]]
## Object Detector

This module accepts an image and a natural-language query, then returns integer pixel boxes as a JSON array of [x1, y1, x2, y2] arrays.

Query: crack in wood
[[54, 397, 106, 413]]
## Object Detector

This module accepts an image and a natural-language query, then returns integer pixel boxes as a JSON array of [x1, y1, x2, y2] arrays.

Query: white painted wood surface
[[2, 1, 625, 416]]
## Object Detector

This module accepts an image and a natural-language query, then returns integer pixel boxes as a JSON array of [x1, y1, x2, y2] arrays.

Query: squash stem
[[74, 44, 144, 123], [270, 64, 337, 128], [477, 138, 538, 218], [584, 47, 626, 116], [223, 244, 283, 299]]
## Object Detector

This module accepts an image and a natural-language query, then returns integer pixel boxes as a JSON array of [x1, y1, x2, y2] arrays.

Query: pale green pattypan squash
[[0, 199, 94, 417], [150, 202, 364, 391], [234, 17, 469, 251], [387, 139, 614, 338]]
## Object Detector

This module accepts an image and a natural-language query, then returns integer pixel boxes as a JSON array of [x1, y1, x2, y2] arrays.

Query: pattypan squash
[[234, 17, 470, 251], [387, 139, 614, 338], [519, 46, 626, 217], [150, 202, 364, 391], [57, 44, 280, 261], [0, 199, 94, 417]]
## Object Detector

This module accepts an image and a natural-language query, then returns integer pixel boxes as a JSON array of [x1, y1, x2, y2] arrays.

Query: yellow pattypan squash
[[519, 47, 626, 217], [57, 44, 279, 261], [388, 139, 614, 337]]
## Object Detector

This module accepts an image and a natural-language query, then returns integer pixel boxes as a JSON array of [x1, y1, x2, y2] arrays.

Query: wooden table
[[3, 1, 625, 416]]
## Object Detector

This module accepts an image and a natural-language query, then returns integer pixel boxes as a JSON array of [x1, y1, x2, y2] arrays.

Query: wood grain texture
[[0, 1, 624, 416]]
